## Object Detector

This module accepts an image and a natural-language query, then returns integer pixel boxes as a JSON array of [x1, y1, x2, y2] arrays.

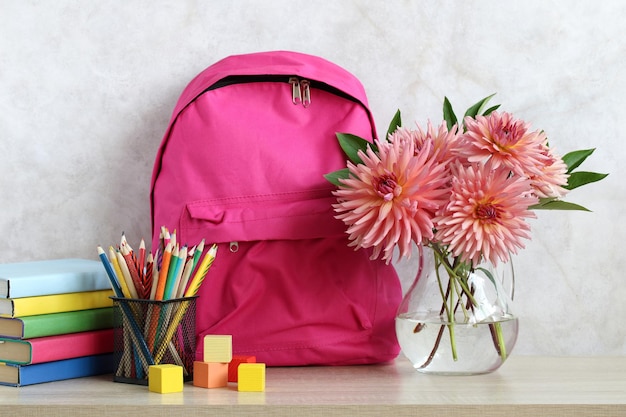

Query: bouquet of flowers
[[326, 95, 607, 370]]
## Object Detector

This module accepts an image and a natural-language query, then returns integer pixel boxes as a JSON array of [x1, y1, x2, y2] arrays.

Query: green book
[[0, 307, 113, 339]]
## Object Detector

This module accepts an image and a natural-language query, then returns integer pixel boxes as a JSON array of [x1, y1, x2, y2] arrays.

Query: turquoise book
[[0, 259, 110, 298]]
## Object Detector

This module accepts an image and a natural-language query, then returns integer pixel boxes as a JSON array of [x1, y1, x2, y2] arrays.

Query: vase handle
[[507, 257, 515, 301], [415, 244, 424, 282]]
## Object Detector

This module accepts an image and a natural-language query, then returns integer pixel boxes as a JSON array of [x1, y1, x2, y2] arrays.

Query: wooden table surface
[[0, 356, 624, 416]]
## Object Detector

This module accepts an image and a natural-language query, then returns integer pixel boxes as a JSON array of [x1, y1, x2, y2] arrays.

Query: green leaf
[[482, 104, 501, 116], [562, 149, 596, 173], [529, 199, 591, 211], [565, 171, 609, 190], [336, 133, 372, 164], [463, 93, 497, 120], [324, 168, 350, 187], [386, 110, 402, 139], [443, 97, 457, 130]]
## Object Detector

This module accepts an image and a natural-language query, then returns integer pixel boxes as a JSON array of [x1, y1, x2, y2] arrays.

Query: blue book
[[0, 259, 110, 298], [0, 353, 114, 387]]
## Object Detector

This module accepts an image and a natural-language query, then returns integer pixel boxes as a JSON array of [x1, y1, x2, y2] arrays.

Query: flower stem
[[490, 322, 507, 360], [447, 321, 457, 361], [421, 243, 511, 369], [432, 245, 460, 361], [418, 324, 445, 370]]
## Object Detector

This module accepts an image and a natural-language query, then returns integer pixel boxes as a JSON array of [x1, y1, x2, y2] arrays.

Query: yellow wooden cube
[[238, 363, 265, 392], [203, 335, 232, 363], [229, 355, 256, 382], [148, 364, 183, 394]]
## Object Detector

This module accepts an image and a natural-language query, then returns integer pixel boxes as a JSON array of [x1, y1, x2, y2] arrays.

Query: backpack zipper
[[289, 77, 302, 105], [289, 77, 311, 107], [203, 75, 357, 108], [300, 79, 311, 108]]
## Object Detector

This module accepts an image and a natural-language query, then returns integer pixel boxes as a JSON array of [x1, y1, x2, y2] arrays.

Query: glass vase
[[395, 245, 518, 375]]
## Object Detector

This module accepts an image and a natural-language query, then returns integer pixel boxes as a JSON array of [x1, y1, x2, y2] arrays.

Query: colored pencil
[[169, 245, 187, 299], [138, 239, 146, 275], [154, 242, 172, 301], [162, 227, 170, 248], [191, 239, 205, 274], [97, 246, 122, 296], [163, 245, 184, 300], [115, 249, 139, 299], [176, 256, 195, 299], [149, 251, 159, 300], [185, 244, 218, 297], [109, 247, 131, 299], [143, 252, 153, 300], [120, 244, 142, 298]]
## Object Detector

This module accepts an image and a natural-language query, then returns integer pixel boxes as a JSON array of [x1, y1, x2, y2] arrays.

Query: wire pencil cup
[[111, 296, 197, 385]]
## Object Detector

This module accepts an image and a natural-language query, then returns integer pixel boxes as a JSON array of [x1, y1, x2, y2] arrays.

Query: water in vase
[[395, 313, 519, 375]]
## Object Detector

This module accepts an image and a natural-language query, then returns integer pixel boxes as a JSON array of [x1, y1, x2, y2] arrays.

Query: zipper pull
[[289, 77, 301, 105], [301, 79, 311, 108]]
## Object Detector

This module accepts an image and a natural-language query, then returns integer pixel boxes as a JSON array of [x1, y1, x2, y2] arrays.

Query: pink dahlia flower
[[389, 122, 462, 166], [433, 161, 539, 266], [460, 112, 551, 178], [529, 145, 570, 199], [333, 137, 449, 263]]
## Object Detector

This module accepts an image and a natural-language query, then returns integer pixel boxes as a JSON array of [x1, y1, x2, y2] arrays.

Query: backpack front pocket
[[181, 191, 345, 243], [179, 195, 394, 366]]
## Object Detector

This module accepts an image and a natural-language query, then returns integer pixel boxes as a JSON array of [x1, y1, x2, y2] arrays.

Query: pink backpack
[[150, 51, 401, 366]]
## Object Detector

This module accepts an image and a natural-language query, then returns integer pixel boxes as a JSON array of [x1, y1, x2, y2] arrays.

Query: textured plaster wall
[[1, 1, 623, 356]]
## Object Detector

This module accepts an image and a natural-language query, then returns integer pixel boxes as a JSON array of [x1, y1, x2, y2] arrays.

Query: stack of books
[[0, 259, 116, 386]]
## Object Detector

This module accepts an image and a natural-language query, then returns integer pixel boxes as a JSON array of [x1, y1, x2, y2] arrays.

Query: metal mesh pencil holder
[[111, 296, 197, 385]]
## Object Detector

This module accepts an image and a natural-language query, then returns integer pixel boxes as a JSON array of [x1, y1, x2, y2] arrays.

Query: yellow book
[[0, 290, 114, 318]]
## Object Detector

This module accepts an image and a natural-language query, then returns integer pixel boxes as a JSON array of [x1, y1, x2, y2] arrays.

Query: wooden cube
[[238, 363, 265, 392], [148, 364, 183, 394], [203, 335, 232, 363], [193, 361, 228, 388], [228, 355, 257, 382]]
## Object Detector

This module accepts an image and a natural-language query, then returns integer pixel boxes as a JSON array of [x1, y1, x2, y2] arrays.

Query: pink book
[[0, 328, 113, 365]]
